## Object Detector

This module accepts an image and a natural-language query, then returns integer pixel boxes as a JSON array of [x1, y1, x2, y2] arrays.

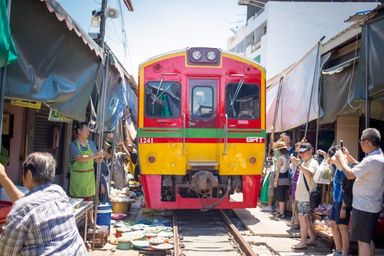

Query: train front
[[138, 47, 266, 210]]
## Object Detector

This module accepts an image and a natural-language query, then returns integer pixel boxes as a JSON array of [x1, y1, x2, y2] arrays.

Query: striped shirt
[[0, 184, 87, 255]]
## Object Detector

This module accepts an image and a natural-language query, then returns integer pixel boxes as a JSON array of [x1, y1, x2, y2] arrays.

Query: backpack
[[342, 178, 354, 208]]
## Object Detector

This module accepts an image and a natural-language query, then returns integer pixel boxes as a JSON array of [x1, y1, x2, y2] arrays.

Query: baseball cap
[[298, 142, 313, 153]]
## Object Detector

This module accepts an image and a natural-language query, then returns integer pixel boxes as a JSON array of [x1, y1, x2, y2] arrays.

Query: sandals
[[306, 240, 317, 246], [291, 244, 307, 250], [275, 213, 285, 218]]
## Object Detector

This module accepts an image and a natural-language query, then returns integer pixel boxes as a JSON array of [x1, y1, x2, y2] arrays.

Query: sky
[[57, 0, 246, 81]]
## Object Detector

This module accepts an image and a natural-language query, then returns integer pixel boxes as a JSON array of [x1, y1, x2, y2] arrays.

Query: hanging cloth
[[0, 0, 18, 67], [260, 169, 271, 204]]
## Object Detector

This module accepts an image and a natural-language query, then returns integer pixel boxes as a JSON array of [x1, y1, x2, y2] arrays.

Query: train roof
[[139, 47, 265, 73]]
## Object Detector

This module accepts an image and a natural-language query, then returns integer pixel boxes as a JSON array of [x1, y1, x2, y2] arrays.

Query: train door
[[186, 78, 219, 166]]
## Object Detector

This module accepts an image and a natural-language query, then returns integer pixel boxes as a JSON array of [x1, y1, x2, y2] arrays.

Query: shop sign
[[48, 109, 72, 123], [10, 99, 41, 109]]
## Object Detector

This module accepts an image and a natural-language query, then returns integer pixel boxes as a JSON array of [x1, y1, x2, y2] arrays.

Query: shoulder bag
[[303, 173, 321, 210]]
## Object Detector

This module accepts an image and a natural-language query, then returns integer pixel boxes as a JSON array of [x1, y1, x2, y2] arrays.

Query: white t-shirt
[[295, 157, 319, 202], [352, 149, 384, 213]]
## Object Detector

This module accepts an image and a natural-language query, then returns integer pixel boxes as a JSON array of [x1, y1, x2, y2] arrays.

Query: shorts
[[330, 202, 350, 225], [297, 201, 311, 216], [275, 185, 289, 202], [351, 208, 380, 243]]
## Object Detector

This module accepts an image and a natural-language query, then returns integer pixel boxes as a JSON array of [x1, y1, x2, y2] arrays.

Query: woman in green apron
[[69, 122, 103, 225]]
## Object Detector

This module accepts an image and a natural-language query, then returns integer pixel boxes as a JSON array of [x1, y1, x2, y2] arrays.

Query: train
[[137, 47, 266, 209]]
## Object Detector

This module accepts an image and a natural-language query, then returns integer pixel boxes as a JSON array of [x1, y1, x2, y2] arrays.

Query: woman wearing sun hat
[[273, 141, 290, 218]]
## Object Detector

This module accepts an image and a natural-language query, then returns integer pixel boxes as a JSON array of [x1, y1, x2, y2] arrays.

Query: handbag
[[303, 174, 321, 210], [313, 160, 331, 184]]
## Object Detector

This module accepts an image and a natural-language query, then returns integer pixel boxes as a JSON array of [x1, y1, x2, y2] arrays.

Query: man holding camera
[[291, 142, 318, 250], [336, 128, 384, 256]]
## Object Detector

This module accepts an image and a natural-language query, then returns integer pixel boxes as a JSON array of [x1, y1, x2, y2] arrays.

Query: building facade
[[227, 0, 380, 79]]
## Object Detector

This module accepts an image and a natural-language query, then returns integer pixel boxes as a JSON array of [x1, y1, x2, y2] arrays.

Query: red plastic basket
[[0, 201, 12, 223]]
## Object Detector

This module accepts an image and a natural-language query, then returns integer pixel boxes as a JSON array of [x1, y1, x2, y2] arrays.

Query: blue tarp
[[5, 0, 137, 127]]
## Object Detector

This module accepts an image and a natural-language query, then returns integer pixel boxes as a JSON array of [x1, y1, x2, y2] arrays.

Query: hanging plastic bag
[[313, 159, 331, 184]]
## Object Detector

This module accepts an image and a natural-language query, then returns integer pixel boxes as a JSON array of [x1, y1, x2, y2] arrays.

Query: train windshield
[[145, 81, 181, 118], [226, 83, 259, 119]]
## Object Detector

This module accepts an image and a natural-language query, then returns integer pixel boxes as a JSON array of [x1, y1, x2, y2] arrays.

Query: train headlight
[[148, 155, 156, 163], [191, 50, 202, 60], [206, 50, 216, 61], [249, 156, 256, 164]]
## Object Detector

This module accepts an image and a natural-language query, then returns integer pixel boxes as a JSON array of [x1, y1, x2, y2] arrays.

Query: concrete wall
[[228, 1, 379, 79], [266, 1, 379, 79], [336, 116, 359, 160]]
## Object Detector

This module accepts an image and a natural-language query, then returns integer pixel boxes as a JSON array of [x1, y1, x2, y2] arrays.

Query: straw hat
[[273, 141, 287, 150]]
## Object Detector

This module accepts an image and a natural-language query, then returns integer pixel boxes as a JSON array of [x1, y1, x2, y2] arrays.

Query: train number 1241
[[139, 137, 154, 144]]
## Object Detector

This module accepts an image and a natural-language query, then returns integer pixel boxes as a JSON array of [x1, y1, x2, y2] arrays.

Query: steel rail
[[173, 213, 181, 256], [220, 210, 258, 256]]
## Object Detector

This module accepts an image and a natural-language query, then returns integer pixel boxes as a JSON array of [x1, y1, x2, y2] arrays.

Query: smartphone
[[340, 140, 344, 148]]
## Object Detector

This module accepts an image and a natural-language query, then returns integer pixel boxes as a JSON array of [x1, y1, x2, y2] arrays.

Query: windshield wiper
[[230, 79, 244, 107]]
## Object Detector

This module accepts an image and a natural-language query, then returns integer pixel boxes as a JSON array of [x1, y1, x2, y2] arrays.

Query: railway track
[[172, 210, 257, 256]]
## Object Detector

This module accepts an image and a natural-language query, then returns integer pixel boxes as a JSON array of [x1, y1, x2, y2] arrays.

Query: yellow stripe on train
[[139, 142, 264, 175]]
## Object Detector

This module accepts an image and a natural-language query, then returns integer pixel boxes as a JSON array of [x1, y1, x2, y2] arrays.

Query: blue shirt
[[0, 184, 87, 256], [69, 139, 97, 163], [333, 167, 346, 203]]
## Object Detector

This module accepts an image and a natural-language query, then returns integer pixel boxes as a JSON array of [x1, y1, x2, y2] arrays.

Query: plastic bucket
[[96, 203, 112, 232]]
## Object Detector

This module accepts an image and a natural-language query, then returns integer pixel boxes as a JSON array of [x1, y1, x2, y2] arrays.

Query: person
[[319, 146, 350, 256], [69, 122, 103, 225], [273, 141, 290, 218], [335, 128, 384, 256], [280, 133, 295, 157], [289, 142, 301, 230], [291, 142, 318, 250], [99, 146, 111, 203], [0, 152, 87, 255], [111, 147, 128, 189]]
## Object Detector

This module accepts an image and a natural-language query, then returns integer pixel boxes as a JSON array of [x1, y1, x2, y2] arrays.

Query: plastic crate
[[0, 201, 12, 223]]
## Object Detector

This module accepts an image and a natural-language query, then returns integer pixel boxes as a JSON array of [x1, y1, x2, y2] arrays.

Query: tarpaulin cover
[[5, 0, 102, 121], [0, 0, 17, 67], [266, 43, 323, 132], [101, 56, 137, 131], [353, 14, 384, 101], [92, 54, 137, 131]]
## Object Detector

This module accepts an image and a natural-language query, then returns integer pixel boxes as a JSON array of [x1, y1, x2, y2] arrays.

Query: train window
[[226, 83, 259, 119], [191, 86, 214, 119], [145, 81, 181, 118]]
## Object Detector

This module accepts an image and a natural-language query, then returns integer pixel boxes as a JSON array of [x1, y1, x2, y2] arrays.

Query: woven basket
[[111, 201, 131, 213]]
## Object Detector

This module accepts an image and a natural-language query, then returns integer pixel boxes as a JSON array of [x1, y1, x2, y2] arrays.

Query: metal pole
[[91, 53, 110, 250], [99, 0, 108, 50], [364, 27, 370, 129], [107, 122, 117, 198], [92, 0, 108, 249]]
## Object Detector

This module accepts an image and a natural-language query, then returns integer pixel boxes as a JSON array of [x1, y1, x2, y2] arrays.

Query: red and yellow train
[[137, 47, 265, 209]]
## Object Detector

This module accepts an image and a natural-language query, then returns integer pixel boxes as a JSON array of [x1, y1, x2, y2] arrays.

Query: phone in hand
[[340, 140, 344, 152]]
